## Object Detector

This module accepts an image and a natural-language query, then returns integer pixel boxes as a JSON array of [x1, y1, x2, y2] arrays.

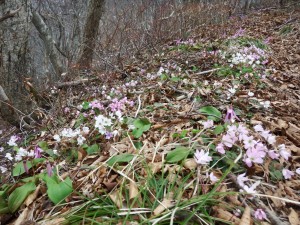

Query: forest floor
[[0, 5, 300, 225]]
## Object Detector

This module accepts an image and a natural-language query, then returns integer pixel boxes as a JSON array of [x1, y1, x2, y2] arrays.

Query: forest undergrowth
[[0, 6, 300, 225]]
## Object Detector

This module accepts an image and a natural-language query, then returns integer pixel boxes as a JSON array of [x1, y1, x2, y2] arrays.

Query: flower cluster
[[54, 126, 90, 146], [108, 97, 134, 112], [227, 45, 267, 67], [175, 38, 195, 46]]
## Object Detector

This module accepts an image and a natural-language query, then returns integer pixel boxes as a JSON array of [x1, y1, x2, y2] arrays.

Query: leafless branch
[[0, 7, 21, 23]]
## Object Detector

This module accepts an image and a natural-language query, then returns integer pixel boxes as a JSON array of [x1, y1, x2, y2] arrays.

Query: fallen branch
[[55, 78, 98, 89], [0, 7, 21, 23], [194, 68, 220, 75]]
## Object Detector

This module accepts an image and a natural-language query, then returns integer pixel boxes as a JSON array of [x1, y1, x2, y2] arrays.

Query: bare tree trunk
[[31, 9, 64, 78], [77, 0, 105, 69], [0, 0, 32, 126]]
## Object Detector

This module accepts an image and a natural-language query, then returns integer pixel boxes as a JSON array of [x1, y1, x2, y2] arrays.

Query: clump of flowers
[[226, 45, 267, 67]]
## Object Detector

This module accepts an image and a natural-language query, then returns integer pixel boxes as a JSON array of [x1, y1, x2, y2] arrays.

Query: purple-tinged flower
[[241, 181, 260, 194], [64, 107, 70, 113], [253, 124, 264, 132], [34, 146, 43, 158], [242, 135, 257, 150], [268, 150, 279, 159], [77, 135, 86, 145], [23, 160, 29, 174], [222, 134, 235, 148], [0, 147, 4, 152], [237, 173, 248, 187], [260, 130, 271, 140], [282, 168, 294, 179], [267, 134, 276, 145], [233, 209, 241, 217], [105, 132, 113, 140], [46, 162, 53, 177], [194, 149, 212, 165], [5, 153, 13, 161], [201, 120, 214, 129], [90, 100, 104, 110], [7, 135, 20, 146], [296, 168, 300, 175], [243, 147, 266, 167], [280, 149, 291, 161], [209, 172, 219, 183], [216, 143, 225, 154], [224, 106, 239, 123], [0, 166, 7, 173], [254, 209, 267, 220]]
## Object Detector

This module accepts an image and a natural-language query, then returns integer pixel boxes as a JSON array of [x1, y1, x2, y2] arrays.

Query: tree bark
[[32, 9, 64, 78], [0, 0, 32, 126], [77, 0, 105, 69]]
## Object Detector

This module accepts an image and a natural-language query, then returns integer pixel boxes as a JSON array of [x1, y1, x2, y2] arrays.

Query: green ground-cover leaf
[[107, 153, 135, 166], [199, 106, 222, 122], [166, 146, 190, 163], [8, 182, 36, 213], [132, 118, 151, 138], [44, 175, 73, 204]]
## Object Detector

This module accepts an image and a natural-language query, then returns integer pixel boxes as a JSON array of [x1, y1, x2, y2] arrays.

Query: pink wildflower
[[253, 124, 264, 133], [282, 168, 294, 179], [216, 143, 225, 154], [243, 147, 266, 167], [34, 146, 43, 158], [209, 172, 219, 183], [242, 135, 257, 149], [242, 181, 260, 194], [23, 160, 29, 174], [194, 149, 212, 165], [224, 106, 239, 123], [201, 120, 214, 129], [237, 173, 248, 187], [46, 162, 53, 177], [278, 144, 290, 160], [254, 209, 267, 220], [222, 134, 235, 148], [268, 150, 279, 159]]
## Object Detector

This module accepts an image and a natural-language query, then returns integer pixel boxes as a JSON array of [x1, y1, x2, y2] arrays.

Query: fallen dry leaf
[[129, 180, 139, 200], [288, 208, 300, 225], [212, 206, 240, 225], [239, 206, 252, 225], [153, 193, 175, 216], [109, 190, 123, 209]]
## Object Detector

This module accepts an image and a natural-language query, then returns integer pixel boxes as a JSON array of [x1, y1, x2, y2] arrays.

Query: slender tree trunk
[[77, 0, 105, 69], [32, 9, 64, 78], [0, 0, 32, 125]]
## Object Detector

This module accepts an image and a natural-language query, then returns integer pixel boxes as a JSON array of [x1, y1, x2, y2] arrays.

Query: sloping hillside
[[0, 6, 300, 225]]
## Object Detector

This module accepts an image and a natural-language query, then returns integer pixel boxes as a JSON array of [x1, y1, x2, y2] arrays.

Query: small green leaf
[[107, 153, 135, 166], [199, 106, 222, 122], [132, 118, 151, 138], [133, 141, 143, 150], [86, 144, 99, 155], [132, 129, 143, 138], [13, 158, 46, 176], [166, 146, 190, 163], [170, 77, 181, 82], [8, 182, 36, 213], [38, 141, 48, 150], [44, 176, 73, 204], [82, 101, 90, 110], [213, 125, 224, 135]]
